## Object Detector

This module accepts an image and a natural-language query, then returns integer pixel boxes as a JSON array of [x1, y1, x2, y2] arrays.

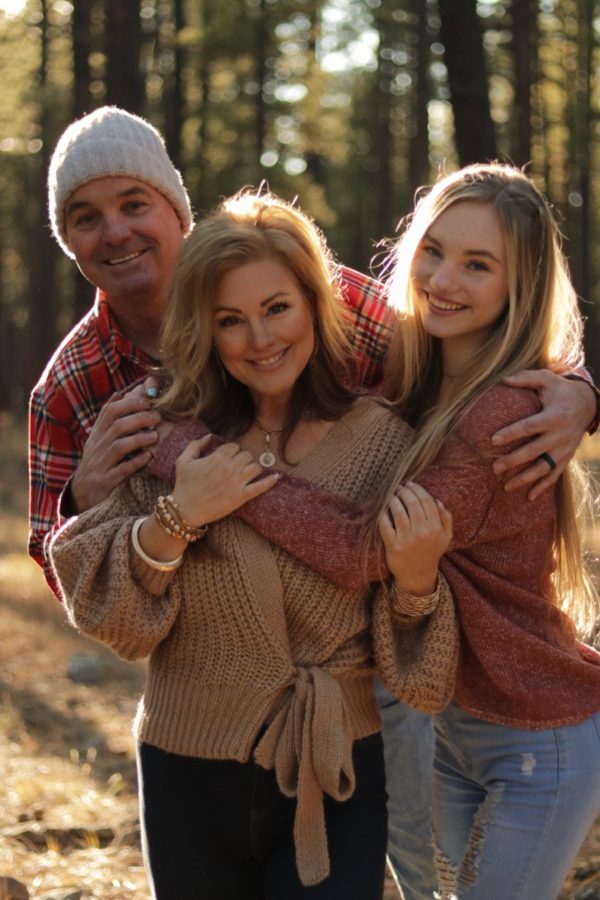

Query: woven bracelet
[[390, 577, 440, 618]]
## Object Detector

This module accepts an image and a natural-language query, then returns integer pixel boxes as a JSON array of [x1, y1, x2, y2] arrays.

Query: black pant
[[138, 732, 388, 900]]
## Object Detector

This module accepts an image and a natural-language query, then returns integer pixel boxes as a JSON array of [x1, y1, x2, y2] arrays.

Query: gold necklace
[[253, 418, 283, 467]]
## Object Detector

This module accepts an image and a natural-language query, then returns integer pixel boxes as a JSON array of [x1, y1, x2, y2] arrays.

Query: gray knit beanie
[[48, 106, 193, 257]]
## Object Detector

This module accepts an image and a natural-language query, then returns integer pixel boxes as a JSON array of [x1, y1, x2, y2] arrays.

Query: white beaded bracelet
[[390, 577, 440, 618], [131, 517, 184, 572]]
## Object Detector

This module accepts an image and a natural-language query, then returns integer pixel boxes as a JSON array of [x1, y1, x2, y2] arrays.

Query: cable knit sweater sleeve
[[49, 476, 184, 661], [372, 574, 459, 713]]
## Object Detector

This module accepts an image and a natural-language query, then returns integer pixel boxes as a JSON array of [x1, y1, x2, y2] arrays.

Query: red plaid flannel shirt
[[28, 292, 157, 593], [28, 267, 394, 595]]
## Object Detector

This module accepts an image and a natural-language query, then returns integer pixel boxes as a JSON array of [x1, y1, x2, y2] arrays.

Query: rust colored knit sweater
[[49, 397, 458, 887], [151, 385, 600, 731]]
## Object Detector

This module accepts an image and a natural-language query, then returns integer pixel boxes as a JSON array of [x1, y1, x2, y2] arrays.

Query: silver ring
[[539, 452, 556, 471]]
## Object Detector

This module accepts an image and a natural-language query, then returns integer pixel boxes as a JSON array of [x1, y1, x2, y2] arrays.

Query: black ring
[[539, 452, 556, 471]]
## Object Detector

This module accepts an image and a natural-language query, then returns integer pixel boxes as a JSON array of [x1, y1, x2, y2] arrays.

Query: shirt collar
[[94, 290, 158, 372]]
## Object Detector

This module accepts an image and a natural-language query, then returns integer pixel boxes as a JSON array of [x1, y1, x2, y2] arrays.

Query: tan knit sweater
[[49, 397, 458, 886]]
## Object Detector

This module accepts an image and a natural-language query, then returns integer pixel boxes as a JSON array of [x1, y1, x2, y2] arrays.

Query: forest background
[[1, 0, 600, 410]]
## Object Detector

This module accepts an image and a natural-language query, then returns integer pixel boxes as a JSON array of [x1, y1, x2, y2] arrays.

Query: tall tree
[[72, 0, 94, 117], [26, 0, 58, 388], [438, 0, 497, 164], [575, 0, 598, 371], [408, 0, 430, 197], [511, 0, 538, 166], [163, 0, 185, 167], [104, 0, 143, 111]]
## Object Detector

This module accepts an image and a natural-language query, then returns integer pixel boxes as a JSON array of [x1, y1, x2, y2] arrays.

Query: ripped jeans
[[433, 702, 600, 900]]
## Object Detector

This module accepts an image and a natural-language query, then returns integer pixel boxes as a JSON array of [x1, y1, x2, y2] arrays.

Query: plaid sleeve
[[338, 266, 397, 389], [28, 379, 89, 597], [565, 368, 600, 435]]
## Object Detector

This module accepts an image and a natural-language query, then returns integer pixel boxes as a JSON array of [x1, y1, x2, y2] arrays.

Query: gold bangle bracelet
[[131, 517, 184, 572]]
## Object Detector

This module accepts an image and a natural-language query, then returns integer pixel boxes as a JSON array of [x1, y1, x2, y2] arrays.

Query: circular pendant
[[259, 451, 276, 467]]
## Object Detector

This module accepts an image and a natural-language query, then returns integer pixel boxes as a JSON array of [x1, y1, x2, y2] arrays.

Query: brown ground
[[1, 417, 599, 899]]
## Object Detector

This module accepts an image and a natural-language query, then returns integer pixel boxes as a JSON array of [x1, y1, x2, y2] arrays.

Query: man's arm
[[29, 379, 161, 596], [337, 267, 598, 498], [491, 370, 599, 500]]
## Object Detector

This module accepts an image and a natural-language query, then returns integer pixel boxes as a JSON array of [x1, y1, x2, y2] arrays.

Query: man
[[29, 106, 599, 900]]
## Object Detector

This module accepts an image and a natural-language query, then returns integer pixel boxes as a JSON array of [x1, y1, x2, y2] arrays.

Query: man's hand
[[71, 380, 161, 514], [491, 370, 596, 500]]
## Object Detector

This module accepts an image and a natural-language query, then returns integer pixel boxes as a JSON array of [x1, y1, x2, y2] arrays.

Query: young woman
[[49, 190, 458, 900], [378, 162, 600, 899]]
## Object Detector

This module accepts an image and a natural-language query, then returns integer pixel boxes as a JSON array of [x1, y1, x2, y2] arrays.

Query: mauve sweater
[[152, 385, 600, 731], [49, 397, 458, 887]]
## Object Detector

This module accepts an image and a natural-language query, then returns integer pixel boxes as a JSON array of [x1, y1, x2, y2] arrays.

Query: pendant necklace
[[254, 418, 283, 467]]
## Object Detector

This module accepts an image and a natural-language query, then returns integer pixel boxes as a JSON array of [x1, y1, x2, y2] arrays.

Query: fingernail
[[492, 460, 504, 473], [146, 386, 159, 399]]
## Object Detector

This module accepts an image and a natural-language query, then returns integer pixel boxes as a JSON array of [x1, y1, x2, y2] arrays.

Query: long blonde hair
[[156, 189, 356, 450], [379, 162, 595, 634]]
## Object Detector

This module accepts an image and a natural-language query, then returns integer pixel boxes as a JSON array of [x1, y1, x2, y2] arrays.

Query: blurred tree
[[510, 0, 538, 167], [72, 0, 94, 117], [162, 0, 184, 166], [105, 0, 143, 110], [438, 0, 497, 164], [408, 0, 430, 196], [26, 0, 58, 388]]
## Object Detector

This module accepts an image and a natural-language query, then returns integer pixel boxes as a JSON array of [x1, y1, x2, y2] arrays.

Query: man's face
[[64, 176, 185, 315]]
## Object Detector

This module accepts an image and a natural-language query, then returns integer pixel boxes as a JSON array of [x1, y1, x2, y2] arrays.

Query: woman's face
[[411, 200, 509, 369], [212, 256, 315, 409]]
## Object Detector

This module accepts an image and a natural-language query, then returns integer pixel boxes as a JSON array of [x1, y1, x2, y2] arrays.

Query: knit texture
[[162, 384, 600, 731], [48, 106, 193, 256], [50, 397, 459, 887]]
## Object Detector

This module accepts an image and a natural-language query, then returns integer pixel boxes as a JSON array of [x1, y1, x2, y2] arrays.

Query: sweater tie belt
[[253, 665, 355, 886]]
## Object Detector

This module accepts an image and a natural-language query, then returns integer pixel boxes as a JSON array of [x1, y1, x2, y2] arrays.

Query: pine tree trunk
[[438, 0, 497, 164]]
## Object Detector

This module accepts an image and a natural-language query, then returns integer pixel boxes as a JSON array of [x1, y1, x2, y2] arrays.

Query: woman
[[236, 164, 600, 898], [49, 190, 457, 900], [379, 162, 600, 899]]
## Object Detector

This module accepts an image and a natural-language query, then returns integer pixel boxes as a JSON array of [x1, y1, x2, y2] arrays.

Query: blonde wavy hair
[[378, 162, 596, 635], [156, 188, 356, 451]]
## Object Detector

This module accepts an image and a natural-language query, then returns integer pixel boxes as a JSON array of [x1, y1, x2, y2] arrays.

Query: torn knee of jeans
[[435, 781, 505, 896], [458, 781, 504, 891], [433, 837, 458, 898]]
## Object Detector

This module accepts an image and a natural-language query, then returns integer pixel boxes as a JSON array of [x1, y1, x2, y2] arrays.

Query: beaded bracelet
[[154, 494, 209, 542], [131, 517, 184, 572], [389, 577, 440, 618]]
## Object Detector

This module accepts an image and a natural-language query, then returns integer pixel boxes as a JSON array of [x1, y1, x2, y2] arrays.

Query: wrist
[[132, 518, 184, 571], [389, 577, 440, 617], [138, 515, 188, 562], [565, 373, 600, 435], [155, 494, 209, 542]]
